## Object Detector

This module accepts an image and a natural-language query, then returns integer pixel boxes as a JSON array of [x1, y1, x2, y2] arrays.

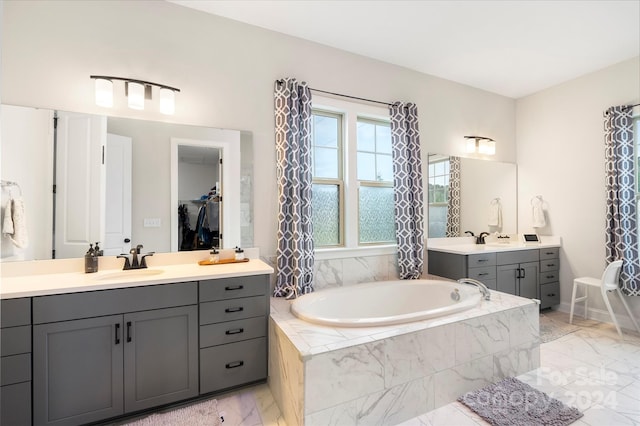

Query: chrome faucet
[[457, 278, 491, 300], [117, 244, 154, 270]]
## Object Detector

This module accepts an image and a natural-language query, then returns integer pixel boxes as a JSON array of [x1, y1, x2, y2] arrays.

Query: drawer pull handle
[[547, 293, 556, 297], [546, 263, 556, 267], [115, 323, 121, 345], [478, 259, 488, 262], [478, 273, 489, 276], [546, 275, 555, 279], [225, 361, 244, 369], [225, 285, 244, 291], [225, 307, 244, 313], [545, 252, 555, 255], [225, 328, 244, 335]]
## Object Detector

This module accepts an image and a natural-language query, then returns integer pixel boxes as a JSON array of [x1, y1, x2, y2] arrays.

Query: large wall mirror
[[0, 104, 253, 262], [427, 153, 517, 238]]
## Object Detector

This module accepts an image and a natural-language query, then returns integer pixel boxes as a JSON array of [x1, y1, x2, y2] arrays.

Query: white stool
[[570, 260, 640, 337]]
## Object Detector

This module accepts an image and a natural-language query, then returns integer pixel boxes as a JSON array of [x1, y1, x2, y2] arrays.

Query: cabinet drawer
[[33, 282, 197, 324], [540, 270, 559, 284], [199, 275, 268, 302], [468, 253, 496, 268], [540, 247, 559, 260], [540, 259, 559, 272], [0, 325, 31, 357], [540, 282, 560, 309], [1, 381, 31, 426], [200, 296, 267, 325], [496, 250, 539, 265], [200, 337, 267, 394], [1, 353, 31, 386], [200, 317, 266, 348], [1, 298, 31, 327], [467, 266, 496, 281]]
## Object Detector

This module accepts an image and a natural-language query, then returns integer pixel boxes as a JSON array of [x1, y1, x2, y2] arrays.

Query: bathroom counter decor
[[198, 258, 250, 266]]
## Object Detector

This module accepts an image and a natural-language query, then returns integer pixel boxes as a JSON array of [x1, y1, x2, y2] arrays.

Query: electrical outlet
[[143, 218, 161, 227]]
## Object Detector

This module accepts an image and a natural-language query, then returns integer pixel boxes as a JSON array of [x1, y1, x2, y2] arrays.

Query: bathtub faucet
[[457, 278, 491, 301]]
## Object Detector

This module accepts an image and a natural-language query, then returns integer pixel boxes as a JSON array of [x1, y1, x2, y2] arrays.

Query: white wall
[[1, 0, 516, 259], [516, 57, 640, 323]]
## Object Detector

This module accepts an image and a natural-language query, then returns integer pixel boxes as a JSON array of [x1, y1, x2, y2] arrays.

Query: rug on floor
[[122, 398, 222, 426], [539, 314, 580, 343], [458, 377, 583, 426]]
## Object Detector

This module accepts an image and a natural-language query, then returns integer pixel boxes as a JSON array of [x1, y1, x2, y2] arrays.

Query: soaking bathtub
[[290, 279, 482, 327]]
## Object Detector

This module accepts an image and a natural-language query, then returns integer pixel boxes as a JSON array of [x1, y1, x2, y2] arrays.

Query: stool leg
[[602, 289, 623, 337], [616, 288, 640, 334], [570, 281, 578, 324]]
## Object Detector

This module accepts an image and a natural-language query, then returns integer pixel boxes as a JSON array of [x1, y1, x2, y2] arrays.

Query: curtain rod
[[276, 79, 394, 107]]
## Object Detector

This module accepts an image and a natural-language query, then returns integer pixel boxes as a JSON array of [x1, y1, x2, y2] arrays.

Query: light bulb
[[159, 88, 175, 115], [94, 78, 113, 108]]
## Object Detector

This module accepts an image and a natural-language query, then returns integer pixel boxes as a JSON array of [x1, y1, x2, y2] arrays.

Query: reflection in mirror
[[427, 154, 517, 238], [0, 104, 251, 262]]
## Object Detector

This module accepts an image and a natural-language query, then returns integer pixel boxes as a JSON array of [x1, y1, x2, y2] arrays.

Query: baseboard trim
[[556, 302, 639, 332]]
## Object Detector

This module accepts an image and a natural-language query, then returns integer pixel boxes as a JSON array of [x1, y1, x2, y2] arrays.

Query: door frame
[[170, 133, 240, 251]]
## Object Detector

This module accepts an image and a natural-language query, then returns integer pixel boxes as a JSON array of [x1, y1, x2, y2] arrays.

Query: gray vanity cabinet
[[32, 282, 198, 426], [1, 298, 32, 426], [199, 275, 269, 395], [495, 250, 539, 299], [539, 247, 561, 309]]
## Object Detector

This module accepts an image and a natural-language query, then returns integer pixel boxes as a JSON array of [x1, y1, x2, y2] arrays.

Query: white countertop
[[0, 255, 274, 299], [427, 235, 561, 255]]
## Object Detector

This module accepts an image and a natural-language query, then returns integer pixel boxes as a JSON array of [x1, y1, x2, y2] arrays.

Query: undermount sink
[[93, 269, 164, 281]]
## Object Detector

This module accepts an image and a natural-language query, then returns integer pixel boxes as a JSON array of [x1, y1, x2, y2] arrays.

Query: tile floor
[[214, 309, 640, 426]]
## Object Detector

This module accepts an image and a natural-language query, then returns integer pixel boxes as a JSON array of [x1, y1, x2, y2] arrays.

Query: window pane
[[357, 121, 375, 152], [428, 205, 447, 238], [359, 186, 395, 244], [314, 147, 338, 179], [313, 114, 338, 148], [357, 152, 376, 181], [376, 125, 392, 154], [376, 154, 393, 182], [312, 184, 340, 246]]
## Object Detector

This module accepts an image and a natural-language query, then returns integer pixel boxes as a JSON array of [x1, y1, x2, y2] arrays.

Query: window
[[310, 97, 395, 250], [427, 158, 450, 238]]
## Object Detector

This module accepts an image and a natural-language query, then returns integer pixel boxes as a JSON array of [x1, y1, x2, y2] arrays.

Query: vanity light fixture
[[89, 75, 180, 115], [464, 135, 496, 155]]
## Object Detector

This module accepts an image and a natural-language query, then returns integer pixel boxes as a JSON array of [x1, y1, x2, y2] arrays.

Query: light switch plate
[[143, 218, 161, 227]]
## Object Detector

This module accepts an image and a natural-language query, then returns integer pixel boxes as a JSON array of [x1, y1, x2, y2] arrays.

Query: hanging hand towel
[[488, 198, 502, 227], [2, 197, 28, 248], [531, 196, 546, 228]]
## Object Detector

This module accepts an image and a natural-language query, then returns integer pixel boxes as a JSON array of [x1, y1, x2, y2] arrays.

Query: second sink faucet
[[117, 244, 154, 270], [476, 232, 490, 244]]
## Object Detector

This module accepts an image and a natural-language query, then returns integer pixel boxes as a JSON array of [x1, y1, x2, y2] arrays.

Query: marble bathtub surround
[[269, 289, 540, 425]]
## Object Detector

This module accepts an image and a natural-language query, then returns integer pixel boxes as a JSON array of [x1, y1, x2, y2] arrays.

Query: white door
[[104, 133, 132, 255], [54, 112, 106, 258]]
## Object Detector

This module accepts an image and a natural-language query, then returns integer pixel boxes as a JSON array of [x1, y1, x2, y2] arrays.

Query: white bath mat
[[458, 377, 583, 426], [122, 398, 222, 426]]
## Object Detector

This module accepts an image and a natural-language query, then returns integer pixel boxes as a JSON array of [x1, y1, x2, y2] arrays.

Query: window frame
[[311, 96, 397, 259]]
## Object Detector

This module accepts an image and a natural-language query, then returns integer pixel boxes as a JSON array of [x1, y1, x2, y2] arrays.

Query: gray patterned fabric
[[604, 106, 639, 296], [446, 156, 461, 237], [390, 103, 424, 279], [273, 78, 314, 298]]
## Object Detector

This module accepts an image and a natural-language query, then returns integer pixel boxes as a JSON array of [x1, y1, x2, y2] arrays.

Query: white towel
[[2, 197, 29, 248], [531, 196, 546, 228], [488, 199, 502, 227]]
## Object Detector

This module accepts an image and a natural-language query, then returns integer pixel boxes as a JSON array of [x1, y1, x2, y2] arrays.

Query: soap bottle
[[234, 246, 245, 261], [85, 243, 98, 273], [209, 247, 220, 264], [94, 241, 103, 257]]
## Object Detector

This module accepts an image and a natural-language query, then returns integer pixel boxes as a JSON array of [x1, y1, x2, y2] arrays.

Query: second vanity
[[427, 236, 561, 310], [0, 251, 273, 426]]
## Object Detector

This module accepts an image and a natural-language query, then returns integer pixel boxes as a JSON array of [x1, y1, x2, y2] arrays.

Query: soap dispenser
[[209, 247, 220, 264], [84, 243, 99, 273], [234, 246, 245, 261]]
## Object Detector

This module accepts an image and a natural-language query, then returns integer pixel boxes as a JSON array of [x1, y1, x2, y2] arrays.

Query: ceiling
[[169, 0, 640, 99]]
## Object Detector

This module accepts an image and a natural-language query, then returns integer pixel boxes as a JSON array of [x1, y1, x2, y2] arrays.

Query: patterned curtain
[[446, 156, 461, 237], [390, 102, 425, 279], [273, 78, 314, 298], [604, 105, 639, 296]]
